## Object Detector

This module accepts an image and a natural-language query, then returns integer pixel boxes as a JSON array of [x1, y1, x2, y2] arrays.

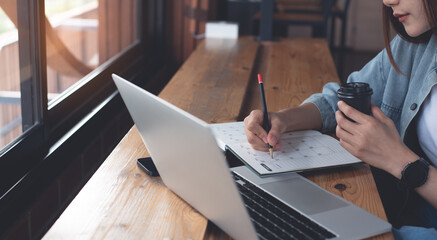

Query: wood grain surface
[[44, 37, 393, 240], [159, 37, 259, 123]]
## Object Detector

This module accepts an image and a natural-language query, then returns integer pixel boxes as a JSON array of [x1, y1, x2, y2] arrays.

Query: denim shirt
[[303, 34, 437, 227], [303, 34, 437, 147]]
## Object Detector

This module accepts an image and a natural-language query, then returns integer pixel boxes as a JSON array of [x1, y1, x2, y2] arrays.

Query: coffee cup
[[337, 82, 373, 116]]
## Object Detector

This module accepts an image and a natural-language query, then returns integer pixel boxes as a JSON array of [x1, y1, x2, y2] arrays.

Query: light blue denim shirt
[[303, 34, 437, 232], [303, 34, 437, 147]]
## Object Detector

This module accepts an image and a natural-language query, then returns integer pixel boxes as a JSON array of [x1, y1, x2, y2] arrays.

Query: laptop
[[112, 74, 391, 240]]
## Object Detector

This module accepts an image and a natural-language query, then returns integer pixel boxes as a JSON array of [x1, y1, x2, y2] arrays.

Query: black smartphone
[[137, 157, 160, 177]]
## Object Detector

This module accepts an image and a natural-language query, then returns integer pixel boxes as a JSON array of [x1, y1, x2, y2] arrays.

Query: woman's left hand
[[335, 101, 419, 179]]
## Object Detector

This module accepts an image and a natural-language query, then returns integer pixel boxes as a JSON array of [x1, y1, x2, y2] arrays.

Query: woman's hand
[[335, 101, 419, 179], [243, 103, 323, 152], [243, 110, 287, 152]]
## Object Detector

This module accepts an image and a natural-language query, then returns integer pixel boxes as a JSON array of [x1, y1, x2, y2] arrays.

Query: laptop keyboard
[[232, 173, 336, 240]]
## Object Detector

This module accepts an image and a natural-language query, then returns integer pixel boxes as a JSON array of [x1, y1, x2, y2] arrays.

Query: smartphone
[[137, 157, 160, 177]]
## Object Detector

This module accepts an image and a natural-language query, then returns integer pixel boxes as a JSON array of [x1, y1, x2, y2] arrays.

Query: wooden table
[[43, 37, 393, 239]]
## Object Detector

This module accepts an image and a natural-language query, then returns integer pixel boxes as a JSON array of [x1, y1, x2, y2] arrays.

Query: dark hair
[[382, 1, 437, 72]]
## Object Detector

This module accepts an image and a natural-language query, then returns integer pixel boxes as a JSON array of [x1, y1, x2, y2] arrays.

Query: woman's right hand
[[243, 110, 287, 151]]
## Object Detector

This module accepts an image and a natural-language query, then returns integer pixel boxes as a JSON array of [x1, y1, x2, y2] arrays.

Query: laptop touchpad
[[260, 178, 348, 215]]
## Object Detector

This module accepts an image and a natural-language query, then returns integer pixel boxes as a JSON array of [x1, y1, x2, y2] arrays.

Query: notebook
[[113, 74, 391, 240], [210, 122, 362, 176]]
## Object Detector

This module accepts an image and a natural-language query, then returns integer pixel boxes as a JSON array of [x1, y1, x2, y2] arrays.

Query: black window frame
[[0, 0, 164, 216]]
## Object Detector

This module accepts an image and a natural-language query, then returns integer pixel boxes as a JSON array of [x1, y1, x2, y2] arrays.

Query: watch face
[[402, 160, 429, 189]]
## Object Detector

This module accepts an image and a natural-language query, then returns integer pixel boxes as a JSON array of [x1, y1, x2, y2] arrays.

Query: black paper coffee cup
[[337, 82, 373, 115]]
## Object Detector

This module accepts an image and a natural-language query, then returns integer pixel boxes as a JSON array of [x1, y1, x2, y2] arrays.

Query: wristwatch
[[400, 158, 430, 190]]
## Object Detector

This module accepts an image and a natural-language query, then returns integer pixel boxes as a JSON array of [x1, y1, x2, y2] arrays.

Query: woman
[[244, 0, 437, 238]]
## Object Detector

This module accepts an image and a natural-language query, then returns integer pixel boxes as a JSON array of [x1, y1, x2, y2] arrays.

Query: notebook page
[[210, 122, 361, 175]]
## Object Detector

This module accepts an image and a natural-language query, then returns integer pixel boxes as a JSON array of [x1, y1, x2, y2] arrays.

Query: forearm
[[385, 150, 437, 209], [416, 167, 437, 209], [278, 102, 323, 132]]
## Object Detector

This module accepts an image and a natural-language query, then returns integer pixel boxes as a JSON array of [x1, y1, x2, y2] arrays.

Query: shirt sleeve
[[302, 37, 397, 133]]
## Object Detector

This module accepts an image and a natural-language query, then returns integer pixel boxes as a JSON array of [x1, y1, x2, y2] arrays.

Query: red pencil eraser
[[258, 74, 263, 83]]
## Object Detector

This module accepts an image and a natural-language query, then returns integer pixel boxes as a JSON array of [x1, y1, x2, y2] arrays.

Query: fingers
[[245, 130, 269, 151], [338, 138, 356, 156], [370, 102, 387, 121], [335, 110, 359, 135], [244, 110, 267, 140], [244, 110, 269, 150], [244, 110, 284, 151], [337, 101, 370, 124], [267, 121, 282, 147], [273, 140, 282, 151], [335, 123, 355, 146]]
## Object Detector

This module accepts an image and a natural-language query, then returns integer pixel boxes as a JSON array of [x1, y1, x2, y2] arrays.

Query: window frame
[[0, 0, 164, 204]]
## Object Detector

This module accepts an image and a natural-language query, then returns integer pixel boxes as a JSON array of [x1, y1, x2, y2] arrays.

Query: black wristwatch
[[400, 158, 430, 190]]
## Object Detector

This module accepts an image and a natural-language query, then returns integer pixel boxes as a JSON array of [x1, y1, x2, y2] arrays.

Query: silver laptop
[[113, 74, 391, 240]]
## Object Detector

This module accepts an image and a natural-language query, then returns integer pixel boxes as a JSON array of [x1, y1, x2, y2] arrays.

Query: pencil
[[258, 74, 273, 159]]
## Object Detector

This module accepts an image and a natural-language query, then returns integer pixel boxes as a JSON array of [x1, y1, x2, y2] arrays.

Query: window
[[44, 0, 138, 105], [0, 0, 141, 149], [45, 0, 100, 104], [0, 0, 162, 200], [0, 2, 24, 148]]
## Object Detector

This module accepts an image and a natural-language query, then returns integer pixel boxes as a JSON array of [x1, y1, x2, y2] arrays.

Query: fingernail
[[262, 137, 268, 144], [270, 136, 277, 145]]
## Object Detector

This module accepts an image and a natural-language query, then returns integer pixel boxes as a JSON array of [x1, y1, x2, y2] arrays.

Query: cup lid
[[337, 82, 373, 96]]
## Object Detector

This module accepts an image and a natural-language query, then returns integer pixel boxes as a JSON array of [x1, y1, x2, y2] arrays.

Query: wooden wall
[[98, 0, 137, 63], [165, 0, 218, 68]]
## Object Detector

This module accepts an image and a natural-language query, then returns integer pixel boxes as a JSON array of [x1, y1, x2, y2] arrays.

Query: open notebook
[[210, 121, 361, 176]]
